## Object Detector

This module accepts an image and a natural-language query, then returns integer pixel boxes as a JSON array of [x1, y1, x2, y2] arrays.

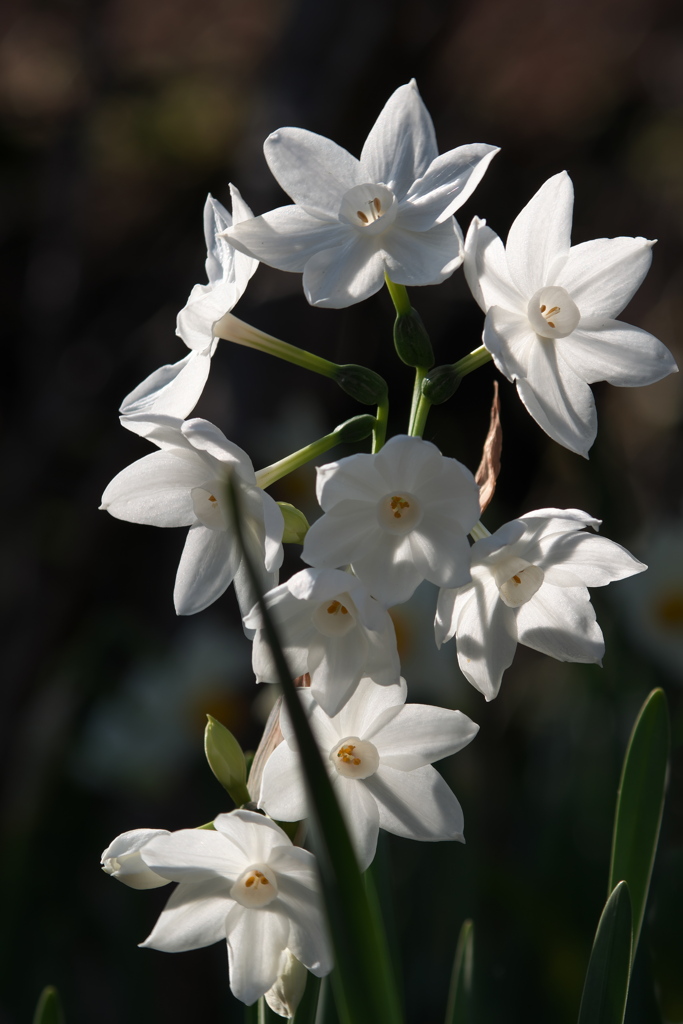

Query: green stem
[[408, 367, 428, 435], [215, 313, 338, 378], [372, 396, 389, 453], [255, 433, 343, 490], [384, 274, 411, 316], [410, 393, 432, 438], [470, 520, 491, 541], [452, 345, 492, 378]]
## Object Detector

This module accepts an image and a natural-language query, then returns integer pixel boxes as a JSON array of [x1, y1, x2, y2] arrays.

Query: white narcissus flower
[[244, 568, 400, 716], [101, 829, 171, 890], [435, 508, 647, 700], [120, 188, 258, 435], [226, 80, 498, 308], [259, 677, 479, 871], [302, 435, 481, 607], [100, 416, 284, 617], [139, 810, 332, 1007], [464, 171, 678, 457]]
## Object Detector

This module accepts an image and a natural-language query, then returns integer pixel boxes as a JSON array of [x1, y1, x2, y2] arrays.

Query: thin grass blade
[[444, 919, 474, 1024], [578, 881, 632, 1024], [33, 987, 64, 1024]]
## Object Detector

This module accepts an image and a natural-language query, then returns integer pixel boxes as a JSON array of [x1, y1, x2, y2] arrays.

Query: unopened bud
[[204, 715, 251, 806], [333, 364, 388, 405], [393, 307, 434, 368], [421, 364, 462, 405], [335, 414, 376, 444], [265, 949, 308, 1018], [101, 829, 172, 889], [278, 502, 310, 544]]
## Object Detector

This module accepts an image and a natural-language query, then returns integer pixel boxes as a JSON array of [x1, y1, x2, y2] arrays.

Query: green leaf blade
[[444, 919, 474, 1024], [33, 987, 64, 1024], [609, 689, 670, 951], [578, 881, 633, 1024]]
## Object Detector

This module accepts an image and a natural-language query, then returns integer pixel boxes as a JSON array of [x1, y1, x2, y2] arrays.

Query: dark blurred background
[[2, 0, 683, 1021]]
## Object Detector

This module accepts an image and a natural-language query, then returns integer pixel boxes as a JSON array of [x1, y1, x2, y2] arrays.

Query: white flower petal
[[173, 524, 240, 615], [334, 776, 380, 872], [360, 80, 438, 198], [303, 502, 382, 568], [352, 537, 423, 605], [120, 350, 212, 426], [333, 676, 407, 739], [534, 530, 646, 587], [483, 306, 537, 381], [228, 205, 349, 272], [366, 764, 465, 842], [558, 236, 654, 318], [563, 319, 678, 387], [516, 339, 597, 457], [408, 521, 473, 591], [140, 829, 244, 882], [258, 742, 307, 823], [464, 217, 525, 314], [214, 809, 294, 862], [140, 877, 233, 952], [515, 585, 604, 662], [505, 171, 573, 296], [100, 450, 205, 527], [302, 237, 386, 308], [380, 218, 463, 286], [226, 903, 289, 1005], [403, 143, 499, 226], [372, 705, 479, 770], [265, 127, 363, 212], [450, 577, 518, 700], [101, 828, 172, 890]]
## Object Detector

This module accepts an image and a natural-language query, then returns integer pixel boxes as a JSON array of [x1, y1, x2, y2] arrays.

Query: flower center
[[312, 594, 357, 638], [230, 863, 279, 908], [191, 484, 228, 530], [376, 491, 422, 535], [338, 183, 398, 234], [330, 736, 380, 780], [494, 559, 545, 608], [527, 286, 580, 339]]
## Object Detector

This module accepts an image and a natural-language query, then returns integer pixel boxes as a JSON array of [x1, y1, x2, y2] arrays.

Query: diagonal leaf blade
[[444, 919, 474, 1024], [578, 881, 633, 1024], [227, 476, 403, 1024], [609, 689, 670, 951], [33, 987, 64, 1024]]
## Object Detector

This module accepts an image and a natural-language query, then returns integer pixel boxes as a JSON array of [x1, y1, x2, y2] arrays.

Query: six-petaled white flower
[[138, 810, 332, 1007], [302, 435, 481, 607], [244, 568, 401, 716], [100, 416, 284, 617], [258, 676, 479, 871], [464, 171, 677, 457], [435, 509, 647, 700], [225, 80, 497, 308]]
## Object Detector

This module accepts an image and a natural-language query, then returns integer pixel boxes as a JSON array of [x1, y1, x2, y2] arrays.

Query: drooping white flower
[[138, 810, 332, 1007], [100, 416, 284, 617], [435, 508, 647, 700], [302, 435, 481, 607], [119, 188, 258, 435], [101, 828, 171, 889], [464, 172, 678, 457], [264, 948, 308, 1019], [244, 568, 400, 716], [225, 81, 498, 308], [259, 677, 479, 871]]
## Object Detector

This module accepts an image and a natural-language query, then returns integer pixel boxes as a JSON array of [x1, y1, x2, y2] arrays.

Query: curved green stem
[[408, 366, 428, 435], [384, 274, 411, 316], [216, 312, 338, 378], [373, 396, 389, 453], [256, 433, 345, 490], [452, 345, 492, 378], [410, 393, 432, 438]]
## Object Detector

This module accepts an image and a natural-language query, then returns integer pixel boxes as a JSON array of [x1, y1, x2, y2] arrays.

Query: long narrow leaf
[[578, 881, 632, 1024], [609, 689, 670, 951], [33, 987, 64, 1024], [227, 477, 403, 1024], [444, 919, 474, 1024]]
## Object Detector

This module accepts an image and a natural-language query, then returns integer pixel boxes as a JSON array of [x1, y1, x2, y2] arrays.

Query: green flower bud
[[278, 502, 310, 544], [421, 364, 462, 405], [393, 307, 434, 368], [333, 364, 388, 405], [334, 414, 377, 444], [204, 715, 251, 806]]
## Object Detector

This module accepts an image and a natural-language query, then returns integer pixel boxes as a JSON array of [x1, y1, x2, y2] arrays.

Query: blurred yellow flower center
[[330, 736, 380, 780]]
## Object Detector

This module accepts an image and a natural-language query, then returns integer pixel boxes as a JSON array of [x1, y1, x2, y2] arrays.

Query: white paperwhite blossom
[[259, 677, 479, 871], [101, 828, 171, 889], [226, 81, 497, 308], [139, 810, 332, 1007], [119, 188, 258, 435], [464, 172, 678, 457], [100, 416, 284, 617], [302, 435, 481, 607], [244, 568, 401, 716], [436, 508, 647, 700]]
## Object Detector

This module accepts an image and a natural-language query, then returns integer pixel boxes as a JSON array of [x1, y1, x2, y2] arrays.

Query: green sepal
[[335, 414, 377, 444], [204, 714, 251, 806], [609, 688, 670, 953], [393, 308, 434, 369], [577, 881, 633, 1024], [278, 502, 310, 544], [33, 987, 64, 1024], [422, 364, 462, 405], [334, 364, 388, 405]]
